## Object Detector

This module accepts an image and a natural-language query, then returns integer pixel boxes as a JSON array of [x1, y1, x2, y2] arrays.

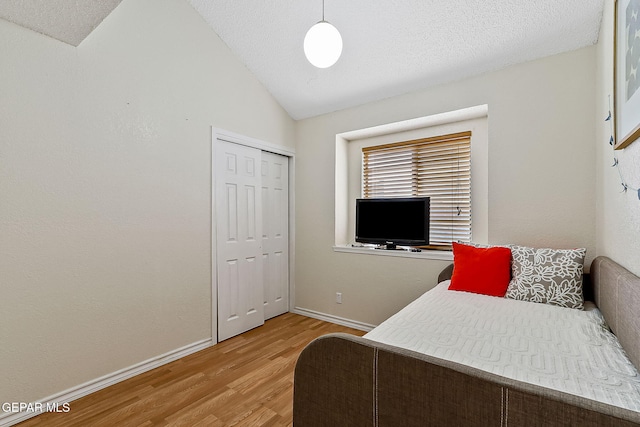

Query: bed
[[293, 256, 640, 426]]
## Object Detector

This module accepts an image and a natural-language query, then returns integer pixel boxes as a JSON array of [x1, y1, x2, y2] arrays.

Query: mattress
[[364, 281, 640, 412]]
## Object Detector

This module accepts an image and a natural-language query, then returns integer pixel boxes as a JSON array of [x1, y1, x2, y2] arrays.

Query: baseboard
[[0, 338, 213, 427], [291, 307, 376, 332]]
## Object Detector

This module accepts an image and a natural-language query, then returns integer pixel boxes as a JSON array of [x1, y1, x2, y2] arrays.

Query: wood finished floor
[[17, 313, 365, 427]]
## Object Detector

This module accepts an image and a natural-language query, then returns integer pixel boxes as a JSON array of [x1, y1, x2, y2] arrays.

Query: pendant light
[[304, 0, 342, 68]]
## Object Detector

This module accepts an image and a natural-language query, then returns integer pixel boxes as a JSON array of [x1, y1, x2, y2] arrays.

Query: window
[[333, 104, 488, 260], [361, 131, 471, 249]]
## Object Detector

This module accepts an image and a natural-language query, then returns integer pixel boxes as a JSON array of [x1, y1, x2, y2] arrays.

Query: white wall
[[295, 47, 597, 326], [0, 0, 294, 404], [596, 0, 640, 277]]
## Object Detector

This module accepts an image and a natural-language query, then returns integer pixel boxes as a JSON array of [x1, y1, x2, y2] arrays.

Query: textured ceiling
[[0, 0, 122, 46], [0, 0, 605, 119], [189, 0, 605, 119]]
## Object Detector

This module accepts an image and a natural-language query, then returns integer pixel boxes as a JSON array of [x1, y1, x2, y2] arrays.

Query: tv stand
[[371, 243, 423, 252], [375, 242, 402, 250]]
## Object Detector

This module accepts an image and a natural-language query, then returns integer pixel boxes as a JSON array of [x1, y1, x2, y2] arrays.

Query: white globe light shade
[[304, 21, 342, 68]]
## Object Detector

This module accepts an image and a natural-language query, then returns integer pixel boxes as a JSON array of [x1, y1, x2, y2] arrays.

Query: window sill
[[333, 245, 453, 261]]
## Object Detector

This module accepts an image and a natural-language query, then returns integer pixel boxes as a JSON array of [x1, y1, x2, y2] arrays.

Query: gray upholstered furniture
[[293, 256, 640, 426]]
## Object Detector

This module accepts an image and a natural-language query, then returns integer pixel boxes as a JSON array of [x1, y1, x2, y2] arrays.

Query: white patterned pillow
[[505, 245, 586, 310]]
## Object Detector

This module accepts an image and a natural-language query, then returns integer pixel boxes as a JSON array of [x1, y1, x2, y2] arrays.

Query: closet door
[[215, 141, 264, 341], [261, 151, 289, 319]]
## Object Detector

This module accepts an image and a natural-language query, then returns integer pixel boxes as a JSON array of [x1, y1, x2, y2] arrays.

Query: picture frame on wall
[[614, 0, 640, 150]]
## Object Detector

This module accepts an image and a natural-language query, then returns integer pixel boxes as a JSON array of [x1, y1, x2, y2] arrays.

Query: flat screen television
[[355, 197, 430, 249]]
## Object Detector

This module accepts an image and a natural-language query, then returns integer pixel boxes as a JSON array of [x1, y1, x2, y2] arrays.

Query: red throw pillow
[[448, 242, 512, 297]]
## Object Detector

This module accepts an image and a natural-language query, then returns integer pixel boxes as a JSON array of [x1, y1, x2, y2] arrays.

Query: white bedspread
[[364, 281, 640, 412]]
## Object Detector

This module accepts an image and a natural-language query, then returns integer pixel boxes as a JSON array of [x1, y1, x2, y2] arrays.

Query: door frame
[[211, 127, 296, 343]]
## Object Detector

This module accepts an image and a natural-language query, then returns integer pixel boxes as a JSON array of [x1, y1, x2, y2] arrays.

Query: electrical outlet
[[336, 292, 342, 304]]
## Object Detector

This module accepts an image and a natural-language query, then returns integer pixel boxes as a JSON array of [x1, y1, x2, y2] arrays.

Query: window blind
[[362, 131, 471, 248]]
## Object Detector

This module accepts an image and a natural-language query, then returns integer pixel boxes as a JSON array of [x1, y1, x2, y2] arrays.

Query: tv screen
[[355, 197, 430, 248]]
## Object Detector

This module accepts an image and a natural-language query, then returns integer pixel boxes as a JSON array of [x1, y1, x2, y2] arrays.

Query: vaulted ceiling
[[0, 0, 123, 47], [0, 0, 605, 119]]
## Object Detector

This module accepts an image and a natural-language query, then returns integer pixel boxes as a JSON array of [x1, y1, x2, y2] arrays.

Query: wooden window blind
[[362, 131, 471, 249]]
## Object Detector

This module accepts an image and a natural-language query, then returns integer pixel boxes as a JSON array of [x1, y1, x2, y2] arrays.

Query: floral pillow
[[505, 245, 586, 309]]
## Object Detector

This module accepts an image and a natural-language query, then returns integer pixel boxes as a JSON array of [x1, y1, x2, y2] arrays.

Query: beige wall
[[295, 47, 597, 326], [596, 0, 640, 277], [3, 0, 622, 409], [0, 0, 294, 404]]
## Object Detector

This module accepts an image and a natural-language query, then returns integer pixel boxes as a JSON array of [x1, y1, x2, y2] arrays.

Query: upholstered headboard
[[591, 256, 640, 370]]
